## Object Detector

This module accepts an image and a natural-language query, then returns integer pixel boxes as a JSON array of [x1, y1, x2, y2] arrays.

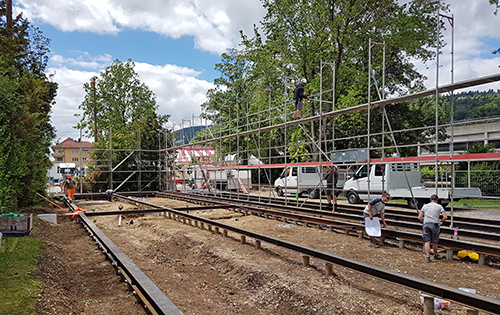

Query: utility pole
[[6, 0, 13, 37], [91, 80, 97, 143]]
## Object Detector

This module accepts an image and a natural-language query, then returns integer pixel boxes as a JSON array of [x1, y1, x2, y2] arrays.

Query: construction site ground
[[33, 197, 500, 315]]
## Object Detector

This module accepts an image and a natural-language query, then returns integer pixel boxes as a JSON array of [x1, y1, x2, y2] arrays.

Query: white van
[[342, 163, 482, 208]]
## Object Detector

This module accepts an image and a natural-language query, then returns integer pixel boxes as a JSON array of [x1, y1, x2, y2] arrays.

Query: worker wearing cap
[[62, 175, 77, 200], [418, 194, 448, 262], [293, 78, 309, 120]]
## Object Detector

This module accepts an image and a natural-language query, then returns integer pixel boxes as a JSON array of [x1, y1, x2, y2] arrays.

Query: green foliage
[[455, 143, 499, 195], [0, 5, 56, 212], [0, 235, 44, 315], [201, 0, 449, 163], [451, 90, 500, 120], [77, 60, 170, 192]]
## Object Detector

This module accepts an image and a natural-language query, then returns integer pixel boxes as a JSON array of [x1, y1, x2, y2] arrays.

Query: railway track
[[170, 191, 500, 241], [103, 193, 500, 314], [152, 191, 500, 261], [63, 197, 183, 315], [216, 191, 500, 229]]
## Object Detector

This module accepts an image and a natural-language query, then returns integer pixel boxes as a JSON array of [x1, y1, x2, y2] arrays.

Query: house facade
[[51, 137, 94, 165]]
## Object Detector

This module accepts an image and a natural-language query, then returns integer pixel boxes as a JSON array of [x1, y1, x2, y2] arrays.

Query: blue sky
[[11, 0, 500, 142], [42, 25, 222, 81]]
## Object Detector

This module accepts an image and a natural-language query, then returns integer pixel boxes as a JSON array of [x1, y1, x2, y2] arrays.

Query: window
[[56, 157, 63, 162], [72, 150, 78, 154], [357, 165, 369, 178], [82, 150, 89, 154], [72, 157, 78, 162], [489, 140, 500, 149], [82, 157, 89, 162], [56, 149, 64, 154], [375, 165, 385, 176], [453, 143, 467, 151], [302, 167, 317, 173], [438, 144, 450, 152], [291, 167, 298, 176]]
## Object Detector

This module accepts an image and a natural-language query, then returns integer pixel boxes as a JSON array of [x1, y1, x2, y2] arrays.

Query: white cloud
[[410, 0, 500, 91], [50, 53, 113, 69], [15, 0, 266, 54], [49, 61, 214, 141]]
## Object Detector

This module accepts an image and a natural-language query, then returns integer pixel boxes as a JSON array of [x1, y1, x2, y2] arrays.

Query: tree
[[491, 0, 500, 15], [0, 3, 56, 212], [455, 143, 499, 195], [201, 0, 450, 163], [77, 60, 169, 192]]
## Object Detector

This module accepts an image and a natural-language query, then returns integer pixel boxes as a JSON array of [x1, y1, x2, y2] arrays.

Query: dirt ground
[[32, 197, 500, 315]]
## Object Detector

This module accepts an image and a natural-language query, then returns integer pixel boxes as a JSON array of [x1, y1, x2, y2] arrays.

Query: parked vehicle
[[342, 163, 482, 208], [189, 165, 252, 191], [274, 165, 346, 199], [48, 163, 77, 182]]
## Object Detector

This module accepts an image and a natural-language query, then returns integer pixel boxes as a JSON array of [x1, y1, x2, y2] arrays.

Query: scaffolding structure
[[75, 71, 500, 206]]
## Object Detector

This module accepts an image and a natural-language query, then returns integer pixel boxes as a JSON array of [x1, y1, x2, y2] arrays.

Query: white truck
[[189, 165, 252, 191], [48, 163, 77, 183], [342, 163, 482, 208], [274, 165, 344, 199]]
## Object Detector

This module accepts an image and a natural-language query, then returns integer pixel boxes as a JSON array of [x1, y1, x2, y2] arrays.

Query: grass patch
[[0, 232, 44, 315], [451, 198, 500, 208]]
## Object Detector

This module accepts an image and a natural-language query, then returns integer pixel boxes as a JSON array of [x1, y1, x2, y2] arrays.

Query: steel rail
[[110, 194, 500, 313], [217, 192, 500, 232], [152, 192, 500, 256], [63, 197, 183, 315], [216, 191, 500, 227], [161, 191, 500, 242]]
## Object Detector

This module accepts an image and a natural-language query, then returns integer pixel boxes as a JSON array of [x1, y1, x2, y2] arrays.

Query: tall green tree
[[201, 0, 450, 162], [0, 3, 56, 212], [77, 60, 169, 192]]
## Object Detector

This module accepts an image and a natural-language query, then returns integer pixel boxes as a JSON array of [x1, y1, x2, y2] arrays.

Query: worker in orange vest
[[62, 175, 77, 200]]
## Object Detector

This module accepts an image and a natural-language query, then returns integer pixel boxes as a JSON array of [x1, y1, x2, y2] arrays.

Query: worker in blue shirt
[[363, 192, 390, 247]]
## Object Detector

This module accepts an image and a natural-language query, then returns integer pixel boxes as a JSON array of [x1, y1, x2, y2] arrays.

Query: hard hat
[[301, 78, 307, 84], [67, 175, 72, 178]]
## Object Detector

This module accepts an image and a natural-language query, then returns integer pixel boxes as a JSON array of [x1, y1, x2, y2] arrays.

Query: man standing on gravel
[[324, 166, 339, 210], [418, 194, 448, 262], [363, 192, 390, 248]]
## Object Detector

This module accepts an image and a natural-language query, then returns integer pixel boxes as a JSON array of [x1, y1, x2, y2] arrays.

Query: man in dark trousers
[[324, 166, 339, 210], [293, 78, 309, 120]]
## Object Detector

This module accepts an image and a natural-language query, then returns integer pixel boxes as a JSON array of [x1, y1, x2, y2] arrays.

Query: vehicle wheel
[[347, 191, 359, 204], [407, 198, 423, 209], [276, 186, 284, 197], [308, 189, 319, 199]]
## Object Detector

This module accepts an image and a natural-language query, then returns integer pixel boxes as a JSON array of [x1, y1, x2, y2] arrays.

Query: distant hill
[[173, 125, 210, 145], [449, 89, 500, 121]]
